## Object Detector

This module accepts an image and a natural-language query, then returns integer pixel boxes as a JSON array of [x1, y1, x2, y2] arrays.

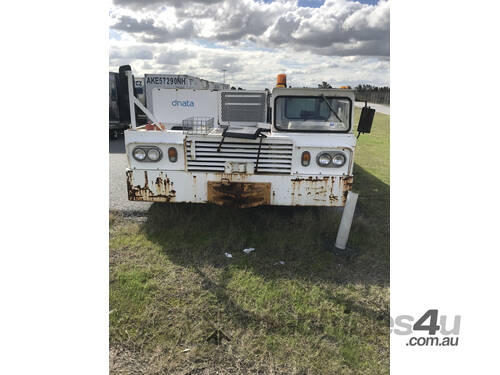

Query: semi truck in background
[[109, 65, 139, 140], [121, 66, 376, 253], [110, 69, 229, 139]]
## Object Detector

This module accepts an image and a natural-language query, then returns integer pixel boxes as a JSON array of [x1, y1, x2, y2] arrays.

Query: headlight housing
[[133, 147, 147, 161], [332, 153, 346, 167], [132, 146, 162, 162], [317, 153, 332, 166], [316, 151, 347, 168], [147, 148, 161, 161]]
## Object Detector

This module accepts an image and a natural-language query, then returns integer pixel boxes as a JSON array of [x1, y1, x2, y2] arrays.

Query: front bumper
[[126, 169, 353, 208]]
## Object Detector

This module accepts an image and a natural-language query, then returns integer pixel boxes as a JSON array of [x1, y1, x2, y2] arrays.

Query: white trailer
[[151, 88, 219, 126], [134, 77, 145, 105], [144, 74, 228, 113], [122, 66, 375, 252]]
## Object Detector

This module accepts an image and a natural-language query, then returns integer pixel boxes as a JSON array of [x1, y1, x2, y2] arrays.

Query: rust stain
[[291, 176, 332, 205], [207, 181, 271, 208], [340, 176, 354, 204], [126, 170, 176, 202], [290, 176, 350, 206]]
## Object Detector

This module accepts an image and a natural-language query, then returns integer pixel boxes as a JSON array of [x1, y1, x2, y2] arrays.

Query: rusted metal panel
[[126, 170, 176, 202], [291, 176, 336, 206], [290, 175, 353, 206], [126, 168, 352, 207], [207, 181, 271, 208], [340, 176, 354, 204]]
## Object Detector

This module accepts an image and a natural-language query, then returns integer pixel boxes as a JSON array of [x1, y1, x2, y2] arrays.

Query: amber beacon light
[[276, 74, 287, 88]]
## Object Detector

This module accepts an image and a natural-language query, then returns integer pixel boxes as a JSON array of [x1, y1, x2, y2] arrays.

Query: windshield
[[274, 96, 351, 132]]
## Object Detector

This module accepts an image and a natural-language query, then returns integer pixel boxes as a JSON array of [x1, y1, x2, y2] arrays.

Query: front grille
[[186, 138, 293, 174]]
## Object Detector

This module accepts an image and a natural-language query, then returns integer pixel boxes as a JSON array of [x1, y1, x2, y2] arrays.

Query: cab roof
[[271, 87, 355, 99]]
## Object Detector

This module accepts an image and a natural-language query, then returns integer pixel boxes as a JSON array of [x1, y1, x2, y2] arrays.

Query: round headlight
[[332, 153, 346, 167], [147, 148, 161, 161], [317, 153, 332, 166], [133, 147, 146, 161]]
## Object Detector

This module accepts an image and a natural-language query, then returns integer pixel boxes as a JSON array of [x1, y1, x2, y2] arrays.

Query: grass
[[109, 108, 390, 374]]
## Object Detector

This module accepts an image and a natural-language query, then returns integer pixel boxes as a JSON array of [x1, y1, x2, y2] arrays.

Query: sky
[[109, 0, 389, 90]]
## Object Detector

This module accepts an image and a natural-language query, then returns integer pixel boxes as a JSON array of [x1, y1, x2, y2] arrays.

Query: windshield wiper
[[320, 94, 343, 123]]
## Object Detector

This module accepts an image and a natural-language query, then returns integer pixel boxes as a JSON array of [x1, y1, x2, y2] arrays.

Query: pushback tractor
[[121, 66, 375, 253]]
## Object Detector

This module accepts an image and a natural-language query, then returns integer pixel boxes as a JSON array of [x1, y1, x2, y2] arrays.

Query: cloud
[[109, 0, 390, 88], [111, 0, 389, 57], [110, 45, 154, 60], [206, 55, 243, 73], [262, 0, 389, 56], [112, 0, 223, 11], [156, 49, 198, 66], [111, 15, 196, 43], [205, 0, 290, 42]]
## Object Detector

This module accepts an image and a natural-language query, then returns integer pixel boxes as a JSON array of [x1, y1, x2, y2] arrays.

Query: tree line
[[318, 81, 389, 92]]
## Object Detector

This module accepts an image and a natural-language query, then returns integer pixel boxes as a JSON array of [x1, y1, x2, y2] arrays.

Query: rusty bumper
[[207, 181, 271, 208], [126, 170, 176, 202], [126, 169, 353, 207]]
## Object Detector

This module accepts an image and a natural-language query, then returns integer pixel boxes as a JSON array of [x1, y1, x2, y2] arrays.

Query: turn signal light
[[168, 147, 178, 162], [301, 151, 311, 166]]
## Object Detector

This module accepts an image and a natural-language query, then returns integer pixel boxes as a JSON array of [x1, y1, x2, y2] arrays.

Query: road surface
[[354, 101, 390, 115]]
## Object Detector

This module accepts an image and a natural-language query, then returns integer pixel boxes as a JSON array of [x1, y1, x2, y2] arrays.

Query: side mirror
[[357, 105, 375, 135]]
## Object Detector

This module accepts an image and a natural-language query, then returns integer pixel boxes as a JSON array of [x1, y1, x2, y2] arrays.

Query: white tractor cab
[[123, 66, 375, 253]]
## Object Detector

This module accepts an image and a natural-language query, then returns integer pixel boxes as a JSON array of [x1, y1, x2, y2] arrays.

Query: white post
[[335, 191, 359, 251], [126, 71, 136, 130]]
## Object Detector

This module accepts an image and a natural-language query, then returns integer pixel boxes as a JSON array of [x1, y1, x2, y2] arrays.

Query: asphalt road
[[354, 101, 390, 115], [109, 137, 152, 214]]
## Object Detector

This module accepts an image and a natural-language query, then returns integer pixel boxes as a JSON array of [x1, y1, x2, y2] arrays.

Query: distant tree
[[355, 84, 390, 92], [318, 81, 333, 89], [231, 86, 236, 90]]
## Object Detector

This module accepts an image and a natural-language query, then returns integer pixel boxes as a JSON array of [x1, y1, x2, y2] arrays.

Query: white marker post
[[334, 191, 359, 252]]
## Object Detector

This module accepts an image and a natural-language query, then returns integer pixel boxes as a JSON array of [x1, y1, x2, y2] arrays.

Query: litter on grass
[[224, 253, 233, 258], [243, 247, 255, 254], [273, 261, 285, 265]]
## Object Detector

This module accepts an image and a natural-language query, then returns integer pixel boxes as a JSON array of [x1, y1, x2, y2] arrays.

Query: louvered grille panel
[[186, 139, 293, 174]]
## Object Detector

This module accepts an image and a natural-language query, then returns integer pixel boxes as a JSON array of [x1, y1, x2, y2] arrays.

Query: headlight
[[317, 153, 332, 166], [332, 153, 346, 167], [132, 146, 162, 162], [147, 148, 162, 161], [133, 147, 147, 161], [316, 151, 347, 167]]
